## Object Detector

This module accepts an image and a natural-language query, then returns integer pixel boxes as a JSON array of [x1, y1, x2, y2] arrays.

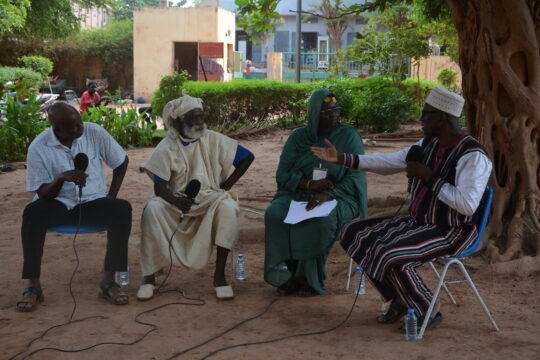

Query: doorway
[[174, 42, 198, 80]]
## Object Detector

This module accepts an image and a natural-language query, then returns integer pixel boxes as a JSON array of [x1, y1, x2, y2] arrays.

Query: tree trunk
[[448, 0, 540, 274]]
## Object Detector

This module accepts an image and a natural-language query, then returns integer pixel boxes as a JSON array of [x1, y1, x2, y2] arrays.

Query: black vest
[[409, 135, 487, 227]]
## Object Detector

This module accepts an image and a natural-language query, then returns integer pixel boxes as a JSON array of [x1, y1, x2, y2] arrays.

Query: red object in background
[[199, 42, 224, 58]]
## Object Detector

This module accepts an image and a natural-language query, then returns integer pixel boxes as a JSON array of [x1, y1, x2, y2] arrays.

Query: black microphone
[[405, 145, 424, 193], [179, 179, 201, 223], [74, 153, 89, 198], [185, 179, 201, 200]]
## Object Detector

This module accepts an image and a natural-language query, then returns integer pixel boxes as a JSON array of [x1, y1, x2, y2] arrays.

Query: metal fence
[[281, 52, 371, 79]]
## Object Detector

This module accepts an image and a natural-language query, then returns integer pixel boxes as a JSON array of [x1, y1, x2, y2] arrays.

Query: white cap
[[425, 86, 464, 118]]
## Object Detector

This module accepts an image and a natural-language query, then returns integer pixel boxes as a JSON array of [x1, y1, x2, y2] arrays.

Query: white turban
[[425, 87, 464, 118], [162, 89, 203, 131]]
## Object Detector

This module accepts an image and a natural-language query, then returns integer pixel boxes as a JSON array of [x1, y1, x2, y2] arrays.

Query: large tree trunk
[[448, 0, 540, 274]]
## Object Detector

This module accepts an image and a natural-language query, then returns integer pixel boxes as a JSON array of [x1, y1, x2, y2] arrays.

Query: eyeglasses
[[323, 96, 337, 103], [320, 107, 340, 115]]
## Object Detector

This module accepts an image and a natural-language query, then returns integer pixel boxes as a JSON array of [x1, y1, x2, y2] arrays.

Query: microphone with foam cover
[[74, 153, 89, 198], [405, 145, 424, 193]]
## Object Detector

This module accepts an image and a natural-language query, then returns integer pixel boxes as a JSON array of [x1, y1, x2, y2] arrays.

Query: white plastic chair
[[418, 186, 499, 339]]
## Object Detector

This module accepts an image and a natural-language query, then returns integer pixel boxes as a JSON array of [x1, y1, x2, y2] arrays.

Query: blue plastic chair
[[48, 225, 107, 234], [419, 186, 499, 339]]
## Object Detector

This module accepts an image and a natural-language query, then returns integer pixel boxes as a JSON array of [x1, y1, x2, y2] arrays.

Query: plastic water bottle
[[235, 254, 247, 281], [273, 263, 289, 285], [115, 265, 130, 286], [404, 309, 418, 341], [355, 267, 366, 295]]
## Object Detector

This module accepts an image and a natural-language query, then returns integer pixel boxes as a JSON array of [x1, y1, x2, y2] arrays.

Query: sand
[[1, 129, 539, 360]]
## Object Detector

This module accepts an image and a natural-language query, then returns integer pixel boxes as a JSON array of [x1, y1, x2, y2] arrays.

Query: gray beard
[[183, 124, 207, 140]]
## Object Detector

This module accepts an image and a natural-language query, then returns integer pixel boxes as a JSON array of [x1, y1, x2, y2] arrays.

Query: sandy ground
[[0, 129, 539, 360]]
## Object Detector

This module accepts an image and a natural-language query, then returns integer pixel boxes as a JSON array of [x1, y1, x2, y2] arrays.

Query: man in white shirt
[[17, 102, 132, 312], [311, 87, 492, 333]]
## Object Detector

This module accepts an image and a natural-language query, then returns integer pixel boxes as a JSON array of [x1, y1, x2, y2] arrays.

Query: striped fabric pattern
[[410, 135, 487, 227], [340, 136, 486, 316], [341, 216, 477, 315]]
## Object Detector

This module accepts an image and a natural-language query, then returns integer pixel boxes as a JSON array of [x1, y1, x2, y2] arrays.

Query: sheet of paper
[[283, 199, 338, 225]]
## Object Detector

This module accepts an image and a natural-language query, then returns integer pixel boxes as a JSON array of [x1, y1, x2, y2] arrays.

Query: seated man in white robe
[[138, 90, 254, 300]]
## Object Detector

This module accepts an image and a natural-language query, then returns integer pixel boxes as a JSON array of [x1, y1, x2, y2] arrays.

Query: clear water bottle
[[273, 263, 289, 286], [115, 265, 130, 286], [235, 254, 247, 281], [404, 308, 418, 341], [355, 267, 366, 295]]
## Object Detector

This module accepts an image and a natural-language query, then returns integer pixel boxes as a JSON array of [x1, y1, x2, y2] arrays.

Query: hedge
[[17, 56, 53, 80], [0, 66, 43, 90], [176, 77, 437, 131]]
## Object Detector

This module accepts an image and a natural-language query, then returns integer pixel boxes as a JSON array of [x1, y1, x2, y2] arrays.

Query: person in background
[[79, 81, 100, 114], [245, 59, 252, 79]]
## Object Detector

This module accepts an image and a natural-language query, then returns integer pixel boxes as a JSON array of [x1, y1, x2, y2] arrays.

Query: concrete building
[[219, 0, 368, 64], [133, 5, 236, 100], [73, 4, 112, 29]]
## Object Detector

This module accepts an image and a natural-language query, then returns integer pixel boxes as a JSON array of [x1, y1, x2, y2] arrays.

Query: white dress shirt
[[26, 122, 126, 210], [355, 139, 492, 216]]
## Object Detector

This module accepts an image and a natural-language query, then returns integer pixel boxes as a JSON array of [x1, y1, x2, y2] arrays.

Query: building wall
[[412, 56, 462, 89], [73, 4, 111, 29], [133, 7, 235, 100]]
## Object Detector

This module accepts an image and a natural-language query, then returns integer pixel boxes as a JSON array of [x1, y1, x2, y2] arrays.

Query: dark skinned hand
[[174, 196, 195, 213], [406, 162, 434, 182], [309, 179, 335, 192], [61, 170, 88, 187], [220, 181, 232, 191], [306, 193, 332, 211]]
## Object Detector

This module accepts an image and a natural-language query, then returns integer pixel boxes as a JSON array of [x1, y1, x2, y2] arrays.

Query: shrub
[[0, 94, 47, 162], [151, 71, 190, 117], [82, 106, 155, 147], [437, 68, 458, 91], [150, 75, 435, 132], [17, 56, 53, 80], [0, 66, 43, 93], [352, 87, 415, 132], [183, 80, 310, 131], [401, 77, 438, 117]]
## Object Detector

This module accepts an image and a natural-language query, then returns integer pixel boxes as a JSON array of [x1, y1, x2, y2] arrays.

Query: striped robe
[[340, 135, 488, 316]]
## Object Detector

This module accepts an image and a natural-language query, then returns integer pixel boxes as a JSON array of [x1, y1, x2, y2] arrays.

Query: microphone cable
[[161, 287, 362, 360], [199, 291, 361, 360], [9, 194, 106, 360], [14, 198, 208, 360]]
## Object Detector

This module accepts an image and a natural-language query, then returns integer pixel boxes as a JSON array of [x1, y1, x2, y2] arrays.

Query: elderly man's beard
[[183, 123, 207, 139]]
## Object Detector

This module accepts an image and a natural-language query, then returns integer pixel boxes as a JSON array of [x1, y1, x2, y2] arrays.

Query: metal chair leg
[[429, 261, 457, 305], [419, 259, 454, 339], [346, 257, 353, 290], [454, 260, 500, 331]]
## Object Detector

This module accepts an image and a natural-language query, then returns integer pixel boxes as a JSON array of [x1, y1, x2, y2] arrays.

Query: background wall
[[133, 7, 235, 100]]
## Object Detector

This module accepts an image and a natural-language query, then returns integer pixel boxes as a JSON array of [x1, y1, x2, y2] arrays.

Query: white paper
[[283, 199, 338, 225]]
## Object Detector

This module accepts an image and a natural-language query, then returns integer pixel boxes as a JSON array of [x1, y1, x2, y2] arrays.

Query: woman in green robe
[[264, 89, 368, 295]]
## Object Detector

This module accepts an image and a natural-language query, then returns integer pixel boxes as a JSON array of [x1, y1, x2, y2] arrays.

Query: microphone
[[74, 153, 89, 198], [179, 179, 201, 223], [185, 179, 201, 200], [405, 145, 424, 193]]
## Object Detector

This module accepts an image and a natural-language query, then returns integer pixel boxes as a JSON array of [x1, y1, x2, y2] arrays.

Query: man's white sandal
[[215, 285, 234, 300], [137, 284, 155, 301]]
